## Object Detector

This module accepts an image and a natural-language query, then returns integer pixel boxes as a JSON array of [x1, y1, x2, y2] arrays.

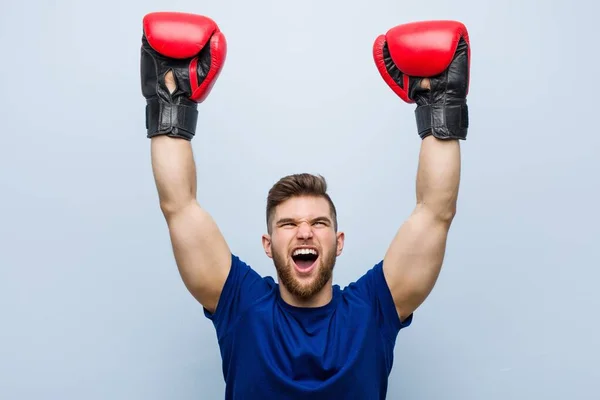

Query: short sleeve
[[204, 254, 274, 340], [344, 261, 413, 341]]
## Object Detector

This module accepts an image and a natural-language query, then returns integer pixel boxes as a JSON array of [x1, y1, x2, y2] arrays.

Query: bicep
[[166, 200, 231, 313], [383, 206, 451, 320]]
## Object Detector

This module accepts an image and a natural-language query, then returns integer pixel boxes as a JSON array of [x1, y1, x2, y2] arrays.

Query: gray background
[[1, 0, 598, 399]]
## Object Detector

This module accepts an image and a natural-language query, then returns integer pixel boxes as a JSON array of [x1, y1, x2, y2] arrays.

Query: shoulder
[[341, 260, 388, 300], [204, 254, 278, 324], [225, 254, 279, 297], [340, 261, 412, 337]]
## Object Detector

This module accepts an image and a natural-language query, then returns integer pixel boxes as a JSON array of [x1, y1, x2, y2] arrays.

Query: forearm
[[415, 136, 461, 222], [151, 136, 198, 214]]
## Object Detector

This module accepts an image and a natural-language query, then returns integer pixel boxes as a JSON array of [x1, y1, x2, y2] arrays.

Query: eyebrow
[[276, 216, 332, 225]]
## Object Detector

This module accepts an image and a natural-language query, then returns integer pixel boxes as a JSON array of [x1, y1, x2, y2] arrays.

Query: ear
[[262, 234, 273, 258], [335, 231, 345, 256]]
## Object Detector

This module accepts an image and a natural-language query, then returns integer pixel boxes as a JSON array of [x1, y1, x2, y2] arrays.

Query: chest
[[224, 300, 384, 382]]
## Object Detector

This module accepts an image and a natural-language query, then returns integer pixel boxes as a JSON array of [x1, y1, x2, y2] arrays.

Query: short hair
[[266, 173, 338, 234]]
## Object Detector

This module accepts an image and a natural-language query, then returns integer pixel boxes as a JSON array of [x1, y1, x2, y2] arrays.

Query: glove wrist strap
[[145, 99, 199, 140], [415, 102, 469, 140]]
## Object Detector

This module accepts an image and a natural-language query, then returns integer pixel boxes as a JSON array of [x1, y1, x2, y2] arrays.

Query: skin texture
[[383, 135, 460, 322], [262, 196, 345, 308], [151, 72, 231, 314]]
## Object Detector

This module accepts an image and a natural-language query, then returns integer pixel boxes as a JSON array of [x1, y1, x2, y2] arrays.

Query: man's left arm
[[383, 136, 460, 321], [373, 20, 471, 321]]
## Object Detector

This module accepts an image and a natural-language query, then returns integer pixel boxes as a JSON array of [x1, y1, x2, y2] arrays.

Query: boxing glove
[[140, 12, 227, 140], [373, 20, 470, 140]]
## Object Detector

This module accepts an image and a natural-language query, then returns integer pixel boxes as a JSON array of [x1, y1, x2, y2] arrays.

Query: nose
[[296, 222, 313, 240]]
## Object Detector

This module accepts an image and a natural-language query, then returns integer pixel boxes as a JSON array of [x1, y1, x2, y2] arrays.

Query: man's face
[[262, 195, 344, 301]]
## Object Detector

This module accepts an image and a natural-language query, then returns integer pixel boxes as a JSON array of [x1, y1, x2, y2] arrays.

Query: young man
[[140, 12, 469, 399]]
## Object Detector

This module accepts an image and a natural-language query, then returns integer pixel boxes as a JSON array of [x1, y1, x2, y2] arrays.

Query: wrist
[[415, 101, 468, 140], [146, 99, 198, 140]]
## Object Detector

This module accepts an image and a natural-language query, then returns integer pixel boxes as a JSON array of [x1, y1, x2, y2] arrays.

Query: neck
[[279, 281, 333, 308]]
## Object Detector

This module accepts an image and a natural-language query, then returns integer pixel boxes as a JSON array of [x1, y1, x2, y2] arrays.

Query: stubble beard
[[273, 245, 337, 300]]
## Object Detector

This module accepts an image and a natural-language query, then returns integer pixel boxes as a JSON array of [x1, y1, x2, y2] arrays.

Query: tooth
[[293, 248, 317, 256]]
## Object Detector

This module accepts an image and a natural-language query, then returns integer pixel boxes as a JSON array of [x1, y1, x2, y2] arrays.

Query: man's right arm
[[151, 136, 231, 314], [140, 12, 230, 313]]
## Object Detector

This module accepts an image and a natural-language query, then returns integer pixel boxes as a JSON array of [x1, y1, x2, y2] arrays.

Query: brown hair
[[266, 173, 338, 234]]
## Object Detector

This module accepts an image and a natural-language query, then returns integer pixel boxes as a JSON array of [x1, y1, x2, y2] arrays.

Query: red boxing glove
[[373, 20, 470, 140], [141, 12, 227, 140]]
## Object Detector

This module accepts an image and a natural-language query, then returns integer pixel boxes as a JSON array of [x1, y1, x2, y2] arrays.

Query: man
[[140, 12, 469, 399]]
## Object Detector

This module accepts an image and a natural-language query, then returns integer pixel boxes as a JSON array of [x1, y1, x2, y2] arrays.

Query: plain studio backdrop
[[1, 0, 598, 399]]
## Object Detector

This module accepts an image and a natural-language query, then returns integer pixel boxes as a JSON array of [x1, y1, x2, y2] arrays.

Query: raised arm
[[141, 12, 230, 313], [383, 136, 460, 321], [373, 21, 471, 321], [151, 137, 231, 312]]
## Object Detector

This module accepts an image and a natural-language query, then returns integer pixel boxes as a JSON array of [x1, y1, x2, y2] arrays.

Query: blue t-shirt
[[204, 254, 412, 399]]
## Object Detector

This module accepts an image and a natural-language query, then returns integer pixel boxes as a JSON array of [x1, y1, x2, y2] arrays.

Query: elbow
[[417, 199, 457, 225], [159, 200, 179, 216], [159, 198, 195, 218], [438, 205, 457, 224]]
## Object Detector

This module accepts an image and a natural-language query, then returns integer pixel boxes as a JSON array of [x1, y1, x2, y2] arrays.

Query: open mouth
[[291, 247, 319, 274]]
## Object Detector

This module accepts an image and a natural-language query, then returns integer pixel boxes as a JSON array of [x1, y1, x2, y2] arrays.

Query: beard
[[272, 244, 337, 300]]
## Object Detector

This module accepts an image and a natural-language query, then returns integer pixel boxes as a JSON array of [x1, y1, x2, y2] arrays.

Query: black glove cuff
[[145, 99, 199, 141], [415, 102, 469, 140]]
